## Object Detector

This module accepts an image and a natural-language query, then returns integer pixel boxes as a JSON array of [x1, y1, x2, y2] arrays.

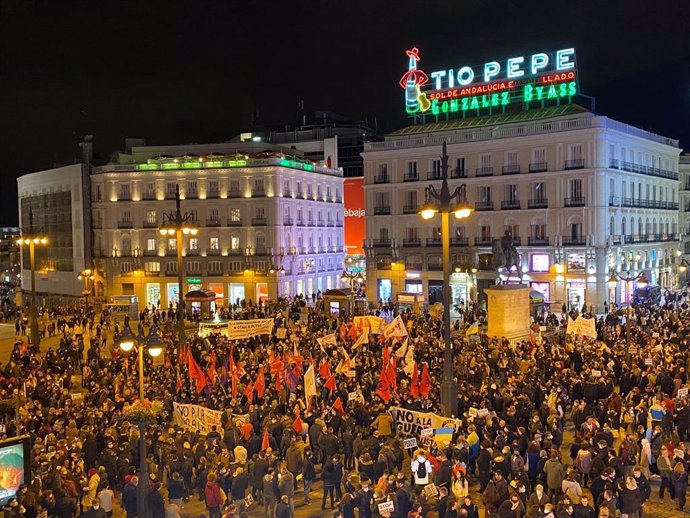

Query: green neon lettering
[[501, 92, 510, 105], [450, 99, 459, 112], [523, 84, 533, 102], [480, 95, 488, 108], [431, 99, 440, 115], [568, 82, 577, 96], [461, 98, 469, 111], [441, 100, 449, 113], [470, 97, 479, 109], [547, 85, 557, 99], [558, 83, 568, 97]]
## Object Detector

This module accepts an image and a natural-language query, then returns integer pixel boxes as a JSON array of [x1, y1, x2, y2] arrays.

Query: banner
[[317, 333, 337, 348], [566, 316, 597, 339], [344, 178, 365, 255], [353, 316, 384, 334], [383, 315, 408, 339], [389, 406, 462, 438], [173, 403, 248, 434], [227, 319, 274, 340]]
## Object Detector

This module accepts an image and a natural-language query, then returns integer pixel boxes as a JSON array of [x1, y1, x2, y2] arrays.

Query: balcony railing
[[282, 190, 292, 197], [252, 217, 267, 226], [475, 201, 493, 211], [296, 219, 305, 226], [228, 190, 242, 198], [186, 249, 199, 256], [527, 236, 549, 246], [373, 175, 390, 184], [564, 197, 586, 207], [620, 161, 679, 180], [562, 236, 586, 245], [335, 221, 343, 227], [427, 171, 443, 180], [143, 220, 158, 228], [529, 162, 548, 173], [451, 237, 469, 246], [227, 219, 242, 226], [476, 166, 494, 177], [474, 237, 493, 246], [502, 165, 520, 175], [374, 206, 391, 215], [283, 218, 294, 226], [609, 159, 619, 169], [207, 248, 221, 256], [252, 189, 266, 197], [142, 193, 156, 201], [426, 238, 442, 247], [403, 174, 419, 182], [206, 219, 221, 227], [528, 198, 548, 209], [186, 192, 198, 199], [619, 198, 679, 210], [406, 263, 423, 270], [427, 263, 443, 271], [403, 204, 418, 214], [371, 239, 391, 247], [564, 159, 585, 170], [403, 238, 421, 247], [117, 220, 133, 229], [207, 190, 220, 199], [118, 193, 132, 201], [451, 168, 468, 179], [144, 249, 157, 257], [501, 200, 521, 210]]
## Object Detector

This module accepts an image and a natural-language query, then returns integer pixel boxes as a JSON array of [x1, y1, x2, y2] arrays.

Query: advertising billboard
[[0, 436, 31, 505], [344, 178, 365, 256]]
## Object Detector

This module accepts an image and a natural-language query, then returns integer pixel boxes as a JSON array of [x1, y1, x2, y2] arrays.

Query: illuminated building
[[363, 47, 682, 313]]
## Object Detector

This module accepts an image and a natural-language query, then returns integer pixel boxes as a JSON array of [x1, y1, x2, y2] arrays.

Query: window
[[146, 211, 156, 224], [432, 227, 441, 239], [505, 223, 519, 238], [430, 160, 441, 175], [478, 186, 492, 202], [208, 180, 219, 193], [145, 183, 155, 197], [379, 228, 389, 241], [208, 261, 222, 274], [229, 208, 241, 222], [209, 208, 220, 222], [407, 227, 419, 239], [144, 261, 160, 273], [189, 238, 199, 250], [187, 181, 197, 195], [121, 210, 131, 222], [119, 183, 131, 198], [146, 238, 156, 251], [166, 182, 176, 195], [253, 178, 264, 193], [531, 182, 545, 201], [229, 180, 240, 193], [505, 184, 518, 203], [307, 184, 313, 197], [479, 154, 492, 168], [229, 261, 243, 272], [569, 179, 583, 199], [167, 238, 176, 251], [230, 236, 240, 250], [166, 262, 178, 274], [297, 182, 303, 196], [480, 225, 492, 239], [120, 262, 134, 274], [505, 151, 518, 166], [455, 226, 466, 238], [256, 234, 266, 248], [255, 207, 265, 219], [187, 261, 201, 274], [532, 148, 546, 164], [210, 237, 220, 250], [407, 162, 418, 176], [96, 186, 102, 202], [532, 223, 546, 239], [378, 164, 388, 178], [317, 185, 322, 198]]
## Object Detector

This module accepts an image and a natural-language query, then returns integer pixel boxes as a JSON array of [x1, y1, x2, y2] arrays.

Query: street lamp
[[418, 141, 473, 417], [608, 270, 648, 346], [341, 270, 364, 294], [159, 184, 198, 345], [77, 268, 96, 307], [117, 322, 164, 518], [269, 251, 287, 298], [16, 208, 48, 351]]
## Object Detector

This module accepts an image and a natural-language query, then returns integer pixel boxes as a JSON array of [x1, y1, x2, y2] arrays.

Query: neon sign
[[400, 47, 579, 118]]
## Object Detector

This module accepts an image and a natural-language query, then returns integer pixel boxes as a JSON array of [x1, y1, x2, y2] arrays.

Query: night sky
[[1, 0, 689, 224]]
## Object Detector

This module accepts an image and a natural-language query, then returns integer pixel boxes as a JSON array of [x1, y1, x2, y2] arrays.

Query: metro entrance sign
[[400, 47, 579, 118]]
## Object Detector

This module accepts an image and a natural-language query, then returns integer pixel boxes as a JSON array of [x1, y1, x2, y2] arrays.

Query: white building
[[362, 106, 682, 312], [16, 164, 91, 300], [90, 141, 345, 309], [680, 154, 690, 255]]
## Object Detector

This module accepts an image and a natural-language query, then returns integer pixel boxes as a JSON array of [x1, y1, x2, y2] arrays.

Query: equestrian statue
[[492, 230, 523, 283]]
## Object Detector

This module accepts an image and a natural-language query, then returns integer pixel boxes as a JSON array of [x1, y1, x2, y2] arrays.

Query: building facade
[[680, 154, 690, 255], [16, 164, 90, 299], [362, 106, 682, 313], [90, 142, 345, 310]]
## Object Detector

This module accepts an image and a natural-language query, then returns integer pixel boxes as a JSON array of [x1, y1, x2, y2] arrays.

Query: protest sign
[[244, 495, 254, 507], [402, 437, 418, 449], [348, 391, 358, 401], [591, 369, 601, 378], [420, 428, 434, 439], [173, 403, 247, 434], [389, 406, 461, 437], [468, 407, 478, 418], [345, 370, 357, 378], [566, 316, 597, 339], [678, 388, 688, 398], [227, 319, 274, 340], [317, 334, 337, 348], [378, 502, 394, 515], [423, 484, 438, 497], [645, 357, 653, 365], [276, 328, 287, 339]]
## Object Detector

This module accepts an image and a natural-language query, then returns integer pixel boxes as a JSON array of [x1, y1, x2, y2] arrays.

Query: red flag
[[325, 374, 337, 392], [254, 366, 266, 399], [420, 364, 431, 397], [386, 356, 397, 391], [178, 343, 187, 365], [175, 368, 183, 393], [244, 380, 254, 400], [292, 412, 303, 434], [261, 428, 270, 451], [319, 360, 331, 379], [410, 362, 420, 399], [339, 323, 347, 339], [332, 397, 345, 415], [187, 349, 208, 393], [375, 368, 391, 403], [207, 353, 218, 385], [348, 324, 357, 340]]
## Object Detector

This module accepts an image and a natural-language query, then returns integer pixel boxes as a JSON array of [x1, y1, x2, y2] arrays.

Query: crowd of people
[[0, 290, 689, 518]]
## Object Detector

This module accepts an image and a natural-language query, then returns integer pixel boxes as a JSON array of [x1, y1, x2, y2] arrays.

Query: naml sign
[[400, 47, 579, 117]]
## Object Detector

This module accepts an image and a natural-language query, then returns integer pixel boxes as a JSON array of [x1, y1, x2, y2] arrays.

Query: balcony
[[682, 183, 690, 191], [427, 263, 443, 271], [609, 159, 619, 169], [528, 198, 548, 209], [208, 269, 223, 276], [207, 249, 221, 256], [451, 237, 469, 246], [165, 269, 178, 277], [207, 190, 220, 199], [282, 190, 292, 197], [371, 239, 391, 247], [564, 159, 585, 170], [527, 236, 549, 246], [326, 221, 334, 227], [317, 220, 325, 227], [186, 192, 198, 200], [403, 238, 421, 247], [252, 217, 267, 226], [229, 248, 243, 256], [335, 221, 343, 227], [502, 165, 520, 175], [403, 204, 418, 214], [426, 238, 442, 247], [118, 193, 132, 201], [227, 219, 242, 226], [117, 220, 133, 229], [403, 174, 419, 182], [307, 219, 315, 226], [283, 218, 294, 226], [206, 219, 221, 227], [451, 168, 468, 179], [609, 196, 619, 206], [475, 201, 493, 211], [427, 171, 442, 180], [228, 190, 242, 198], [143, 220, 158, 228], [406, 263, 423, 270], [373, 175, 390, 184], [165, 249, 177, 256], [164, 192, 176, 200], [562, 236, 586, 246], [608, 235, 622, 245], [186, 249, 199, 256], [374, 206, 391, 215], [296, 219, 305, 227], [252, 189, 266, 197], [142, 193, 156, 201], [476, 166, 494, 177], [474, 237, 493, 246], [144, 249, 157, 257], [564, 197, 586, 207], [501, 200, 521, 210], [529, 162, 548, 173]]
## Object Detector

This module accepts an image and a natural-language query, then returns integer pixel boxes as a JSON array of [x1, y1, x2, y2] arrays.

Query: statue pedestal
[[485, 285, 531, 342]]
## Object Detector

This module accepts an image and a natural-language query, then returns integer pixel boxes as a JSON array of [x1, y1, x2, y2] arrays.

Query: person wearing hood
[[561, 472, 582, 504]]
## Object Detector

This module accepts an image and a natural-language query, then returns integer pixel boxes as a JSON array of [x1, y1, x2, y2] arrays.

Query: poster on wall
[[530, 254, 550, 273], [344, 178, 365, 256], [567, 253, 585, 272]]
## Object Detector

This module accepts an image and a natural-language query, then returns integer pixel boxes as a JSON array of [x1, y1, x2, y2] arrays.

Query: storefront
[[228, 283, 245, 305], [146, 282, 161, 308], [166, 283, 179, 308], [377, 278, 392, 302], [208, 282, 224, 311]]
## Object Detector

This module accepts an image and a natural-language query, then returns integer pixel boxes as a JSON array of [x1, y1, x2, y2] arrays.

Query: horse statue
[[492, 231, 523, 283]]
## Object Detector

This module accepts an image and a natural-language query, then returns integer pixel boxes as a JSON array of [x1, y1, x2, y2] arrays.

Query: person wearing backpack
[[411, 450, 432, 492]]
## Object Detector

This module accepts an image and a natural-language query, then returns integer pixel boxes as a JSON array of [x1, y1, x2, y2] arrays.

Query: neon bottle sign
[[401, 47, 579, 117]]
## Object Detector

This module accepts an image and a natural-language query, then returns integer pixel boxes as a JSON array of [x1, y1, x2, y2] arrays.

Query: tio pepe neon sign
[[401, 47, 579, 117]]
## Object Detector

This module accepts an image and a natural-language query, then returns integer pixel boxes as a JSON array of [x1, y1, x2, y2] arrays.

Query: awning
[[184, 289, 216, 302]]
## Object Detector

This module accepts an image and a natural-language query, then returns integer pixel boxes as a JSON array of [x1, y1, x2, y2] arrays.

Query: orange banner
[[344, 178, 365, 255]]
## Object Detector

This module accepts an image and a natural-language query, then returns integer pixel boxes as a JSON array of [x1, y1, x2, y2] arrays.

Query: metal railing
[[476, 166, 494, 177], [564, 197, 586, 207], [529, 162, 548, 173], [502, 165, 520, 175], [501, 200, 520, 210], [475, 201, 493, 211], [528, 199, 548, 209], [564, 159, 585, 170], [527, 236, 549, 246]]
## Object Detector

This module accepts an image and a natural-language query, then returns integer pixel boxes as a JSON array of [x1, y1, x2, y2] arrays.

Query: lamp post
[[159, 185, 198, 345], [607, 270, 648, 346], [117, 323, 164, 518], [341, 270, 364, 317], [16, 208, 48, 351], [418, 141, 474, 417], [77, 268, 96, 308], [269, 250, 287, 299]]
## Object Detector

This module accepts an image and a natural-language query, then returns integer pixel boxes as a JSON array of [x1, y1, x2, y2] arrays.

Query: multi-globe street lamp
[[77, 268, 96, 307], [418, 141, 473, 417], [159, 184, 198, 344], [117, 323, 164, 518], [16, 208, 48, 351]]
